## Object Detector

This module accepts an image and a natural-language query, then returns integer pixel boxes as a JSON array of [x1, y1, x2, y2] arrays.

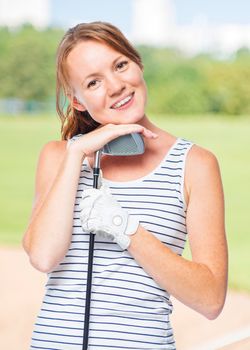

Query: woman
[[23, 22, 228, 350]]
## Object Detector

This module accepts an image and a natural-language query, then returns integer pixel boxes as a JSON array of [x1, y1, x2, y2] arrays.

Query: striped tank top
[[30, 137, 193, 350]]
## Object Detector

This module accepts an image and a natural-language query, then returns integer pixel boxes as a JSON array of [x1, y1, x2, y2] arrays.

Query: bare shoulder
[[25, 140, 68, 227], [187, 144, 219, 166], [185, 144, 222, 199], [35, 140, 67, 194], [186, 144, 220, 176], [39, 140, 67, 163], [37, 139, 67, 172]]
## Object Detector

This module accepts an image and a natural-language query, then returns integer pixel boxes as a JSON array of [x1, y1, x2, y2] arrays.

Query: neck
[[137, 114, 163, 150], [138, 114, 154, 128]]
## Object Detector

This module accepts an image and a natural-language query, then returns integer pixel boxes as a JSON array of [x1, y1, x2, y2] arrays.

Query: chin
[[100, 108, 146, 125], [127, 112, 146, 124]]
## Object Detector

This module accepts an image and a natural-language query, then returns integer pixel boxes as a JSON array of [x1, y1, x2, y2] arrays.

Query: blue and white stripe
[[30, 137, 193, 350]]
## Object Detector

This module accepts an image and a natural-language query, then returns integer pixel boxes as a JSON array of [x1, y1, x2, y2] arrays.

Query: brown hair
[[56, 21, 143, 140]]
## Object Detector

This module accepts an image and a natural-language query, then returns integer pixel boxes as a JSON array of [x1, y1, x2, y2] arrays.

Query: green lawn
[[0, 114, 249, 293]]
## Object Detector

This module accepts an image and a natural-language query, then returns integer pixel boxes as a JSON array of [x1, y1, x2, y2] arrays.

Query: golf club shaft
[[82, 233, 95, 350], [82, 150, 101, 350]]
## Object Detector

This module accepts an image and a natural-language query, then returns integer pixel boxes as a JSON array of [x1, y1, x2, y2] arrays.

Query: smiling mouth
[[110, 92, 134, 109]]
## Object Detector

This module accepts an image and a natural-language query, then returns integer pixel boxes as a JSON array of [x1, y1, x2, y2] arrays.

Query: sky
[[50, 0, 132, 35], [0, 0, 249, 54], [50, 0, 250, 32], [174, 0, 250, 25]]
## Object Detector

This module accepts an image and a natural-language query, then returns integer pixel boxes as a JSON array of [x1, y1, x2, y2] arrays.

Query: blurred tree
[[205, 59, 250, 115], [0, 24, 63, 101], [0, 25, 250, 116]]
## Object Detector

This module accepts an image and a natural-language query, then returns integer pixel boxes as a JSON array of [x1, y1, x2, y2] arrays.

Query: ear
[[72, 96, 86, 112]]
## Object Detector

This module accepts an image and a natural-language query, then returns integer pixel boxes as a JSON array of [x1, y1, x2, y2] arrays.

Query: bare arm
[[23, 140, 84, 272], [128, 145, 228, 319], [23, 123, 158, 273]]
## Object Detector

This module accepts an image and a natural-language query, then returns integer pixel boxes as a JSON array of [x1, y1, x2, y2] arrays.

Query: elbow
[[22, 229, 64, 273], [200, 269, 228, 320], [203, 293, 226, 320], [22, 231, 31, 255], [204, 303, 224, 320], [29, 254, 56, 273], [22, 236, 58, 273], [28, 245, 62, 273]]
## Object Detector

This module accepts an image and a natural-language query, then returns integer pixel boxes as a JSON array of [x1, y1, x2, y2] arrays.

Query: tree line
[[0, 24, 250, 116]]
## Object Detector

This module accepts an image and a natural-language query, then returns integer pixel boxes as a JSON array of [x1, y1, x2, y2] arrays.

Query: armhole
[[66, 138, 72, 149], [180, 142, 194, 211], [66, 134, 83, 149]]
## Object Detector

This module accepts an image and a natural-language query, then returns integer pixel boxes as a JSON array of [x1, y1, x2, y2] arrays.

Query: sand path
[[1, 247, 249, 350]]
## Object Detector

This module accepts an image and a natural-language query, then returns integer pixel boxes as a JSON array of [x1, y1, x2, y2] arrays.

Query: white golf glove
[[79, 185, 139, 250]]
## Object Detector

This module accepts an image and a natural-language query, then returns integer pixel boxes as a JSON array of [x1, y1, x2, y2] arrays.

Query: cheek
[[78, 88, 105, 111], [134, 73, 147, 101], [126, 68, 145, 87], [129, 70, 147, 102]]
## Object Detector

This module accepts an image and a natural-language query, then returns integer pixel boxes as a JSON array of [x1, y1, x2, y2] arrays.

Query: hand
[[68, 123, 158, 158], [79, 185, 139, 250]]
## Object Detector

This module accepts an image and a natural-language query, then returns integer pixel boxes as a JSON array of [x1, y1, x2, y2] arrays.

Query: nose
[[106, 74, 125, 97]]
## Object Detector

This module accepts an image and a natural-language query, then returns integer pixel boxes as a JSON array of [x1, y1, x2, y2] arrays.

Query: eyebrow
[[81, 55, 124, 85]]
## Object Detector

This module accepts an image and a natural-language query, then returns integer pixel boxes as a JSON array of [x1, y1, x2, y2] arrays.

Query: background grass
[[0, 114, 249, 293]]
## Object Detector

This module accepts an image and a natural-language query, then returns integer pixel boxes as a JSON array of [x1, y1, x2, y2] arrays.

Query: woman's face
[[66, 40, 147, 125]]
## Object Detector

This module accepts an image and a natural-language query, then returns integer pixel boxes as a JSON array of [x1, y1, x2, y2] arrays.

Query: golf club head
[[102, 133, 145, 156]]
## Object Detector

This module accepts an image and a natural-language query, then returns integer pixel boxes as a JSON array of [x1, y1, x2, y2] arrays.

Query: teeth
[[112, 94, 132, 109]]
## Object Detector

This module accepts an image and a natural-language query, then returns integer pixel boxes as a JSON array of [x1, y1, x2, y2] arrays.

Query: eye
[[87, 79, 99, 89], [116, 60, 128, 71]]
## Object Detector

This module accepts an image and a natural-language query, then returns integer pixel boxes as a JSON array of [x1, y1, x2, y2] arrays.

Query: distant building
[[132, 0, 176, 46], [172, 20, 250, 56], [0, 0, 50, 28], [131, 0, 250, 55]]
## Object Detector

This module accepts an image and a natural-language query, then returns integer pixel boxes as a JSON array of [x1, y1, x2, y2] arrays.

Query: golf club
[[82, 132, 145, 350]]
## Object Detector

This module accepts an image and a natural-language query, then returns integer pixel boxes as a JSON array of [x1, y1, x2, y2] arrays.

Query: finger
[[81, 188, 101, 201], [141, 128, 158, 139], [87, 217, 99, 232], [79, 196, 95, 211], [105, 124, 158, 140], [75, 123, 158, 156], [79, 208, 91, 223]]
